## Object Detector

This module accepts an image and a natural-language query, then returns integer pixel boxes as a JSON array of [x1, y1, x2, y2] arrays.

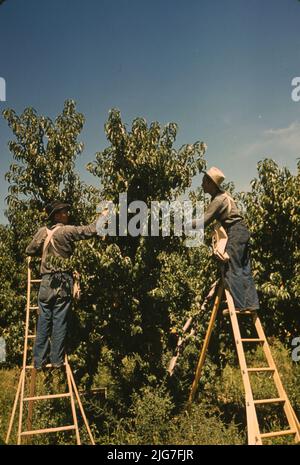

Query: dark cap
[[45, 201, 71, 220]]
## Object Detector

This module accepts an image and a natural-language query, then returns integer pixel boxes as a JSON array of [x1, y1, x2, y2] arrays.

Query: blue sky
[[0, 0, 300, 223]]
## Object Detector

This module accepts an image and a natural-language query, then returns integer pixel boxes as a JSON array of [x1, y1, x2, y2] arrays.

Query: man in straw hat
[[25, 200, 108, 370], [189, 167, 259, 312]]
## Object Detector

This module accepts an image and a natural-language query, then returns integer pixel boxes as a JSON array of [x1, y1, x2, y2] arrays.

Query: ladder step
[[24, 393, 71, 401], [31, 279, 42, 283], [29, 306, 39, 310], [25, 363, 66, 369], [21, 425, 76, 436], [223, 309, 255, 315], [79, 387, 107, 398], [241, 338, 264, 343], [254, 397, 286, 405], [247, 367, 275, 372], [27, 335, 36, 339], [260, 429, 296, 439]]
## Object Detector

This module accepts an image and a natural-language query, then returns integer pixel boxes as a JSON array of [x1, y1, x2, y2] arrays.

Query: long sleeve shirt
[[25, 220, 99, 274], [203, 191, 243, 227], [187, 191, 243, 231]]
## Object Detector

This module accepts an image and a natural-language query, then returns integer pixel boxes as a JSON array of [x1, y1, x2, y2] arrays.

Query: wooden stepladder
[[188, 281, 300, 445], [6, 258, 95, 445]]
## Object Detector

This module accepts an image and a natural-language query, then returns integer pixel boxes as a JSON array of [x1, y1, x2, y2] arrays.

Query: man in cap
[[25, 200, 108, 370], [189, 167, 259, 312]]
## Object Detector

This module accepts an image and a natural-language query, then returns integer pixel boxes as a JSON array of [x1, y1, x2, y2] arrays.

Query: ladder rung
[[260, 429, 296, 439], [21, 425, 76, 436], [241, 338, 264, 343], [247, 367, 275, 372], [27, 335, 36, 339], [31, 279, 42, 283], [254, 397, 286, 405], [223, 309, 254, 315], [25, 363, 66, 369], [79, 387, 107, 398], [29, 306, 39, 310], [24, 393, 71, 401]]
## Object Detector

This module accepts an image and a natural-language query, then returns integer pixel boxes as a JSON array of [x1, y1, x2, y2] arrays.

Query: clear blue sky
[[1, 0, 300, 223]]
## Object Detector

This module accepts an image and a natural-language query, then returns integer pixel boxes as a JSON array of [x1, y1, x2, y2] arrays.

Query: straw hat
[[203, 167, 225, 190], [45, 201, 71, 220]]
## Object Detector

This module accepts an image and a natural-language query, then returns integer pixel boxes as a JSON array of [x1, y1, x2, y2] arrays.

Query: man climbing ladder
[[25, 200, 108, 370], [5, 256, 96, 445], [184, 167, 300, 444], [188, 166, 260, 312]]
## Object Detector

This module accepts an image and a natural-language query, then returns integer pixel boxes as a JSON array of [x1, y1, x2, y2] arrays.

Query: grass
[[1, 338, 299, 445]]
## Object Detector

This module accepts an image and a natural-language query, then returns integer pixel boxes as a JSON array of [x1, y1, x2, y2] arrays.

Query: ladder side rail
[[66, 357, 81, 445], [25, 257, 38, 442], [168, 280, 219, 376], [23, 258, 33, 368], [253, 314, 300, 442], [26, 368, 37, 443], [5, 371, 23, 444], [17, 259, 34, 444], [225, 289, 262, 445], [188, 283, 224, 404], [68, 362, 96, 445], [17, 369, 26, 445]]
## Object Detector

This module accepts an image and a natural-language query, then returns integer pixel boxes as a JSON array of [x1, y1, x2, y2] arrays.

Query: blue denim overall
[[33, 272, 73, 369], [224, 221, 260, 311]]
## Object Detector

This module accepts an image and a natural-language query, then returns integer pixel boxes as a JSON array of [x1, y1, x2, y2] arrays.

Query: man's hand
[[101, 207, 109, 217], [97, 207, 110, 240]]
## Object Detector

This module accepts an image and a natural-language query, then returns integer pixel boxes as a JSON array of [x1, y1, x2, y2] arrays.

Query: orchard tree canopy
[[242, 159, 300, 338], [0, 101, 299, 444]]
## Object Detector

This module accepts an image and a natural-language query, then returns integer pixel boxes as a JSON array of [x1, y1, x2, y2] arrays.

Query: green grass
[[1, 338, 299, 445]]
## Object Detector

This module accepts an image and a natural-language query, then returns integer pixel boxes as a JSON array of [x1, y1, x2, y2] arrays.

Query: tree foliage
[[0, 102, 299, 444], [241, 159, 300, 338]]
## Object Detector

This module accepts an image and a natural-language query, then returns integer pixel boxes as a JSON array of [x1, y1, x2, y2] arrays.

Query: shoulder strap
[[42, 225, 61, 259]]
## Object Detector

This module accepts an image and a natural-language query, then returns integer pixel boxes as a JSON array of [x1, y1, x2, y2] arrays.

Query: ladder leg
[[168, 281, 219, 376], [68, 365, 96, 445], [253, 314, 300, 443], [225, 289, 262, 445], [26, 368, 37, 444], [188, 283, 224, 404], [17, 369, 26, 445], [291, 407, 300, 441], [65, 358, 81, 445], [16, 259, 33, 444], [5, 371, 23, 444]]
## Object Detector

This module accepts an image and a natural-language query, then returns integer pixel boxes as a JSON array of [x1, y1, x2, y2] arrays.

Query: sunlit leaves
[[87, 108, 207, 203], [241, 159, 300, 336]]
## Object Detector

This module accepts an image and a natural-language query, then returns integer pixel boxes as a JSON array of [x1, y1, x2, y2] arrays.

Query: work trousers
[[33, 272, 73, 369], [224, 221, 260, 311]]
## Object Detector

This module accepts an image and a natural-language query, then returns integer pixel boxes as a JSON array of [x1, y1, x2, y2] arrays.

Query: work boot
[[222, 307, 257, 316]]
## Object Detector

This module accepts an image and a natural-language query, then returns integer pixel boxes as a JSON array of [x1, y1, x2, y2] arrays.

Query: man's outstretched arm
[[64, 209, 109, 242]]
